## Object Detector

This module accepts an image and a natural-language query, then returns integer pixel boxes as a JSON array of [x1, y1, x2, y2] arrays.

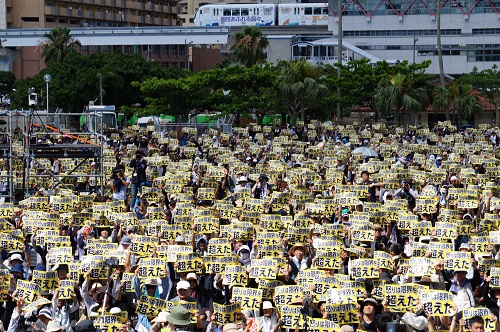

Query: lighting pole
[[43, 74, 51, 112], [413, 36, 418, 63], [98, 72, 103, 105]]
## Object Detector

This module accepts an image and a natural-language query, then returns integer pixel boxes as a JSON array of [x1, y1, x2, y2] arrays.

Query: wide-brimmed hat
[[262, 301, 275, 310], [165, 305, 192, 326], [288, 243, 308, 255], [46, 320, 64, 332], [258, 174, 268, 181], [144, 277, 161, 286], [223, 323, 239, 332], [402, 312, 428, 330], [120, 235, 132, 246], [75, 319, 99, 332], [10, 254, 23, 262], [238, 176, 248, 184], [109, 307, 122, 315], [37, 306, 53, 320]]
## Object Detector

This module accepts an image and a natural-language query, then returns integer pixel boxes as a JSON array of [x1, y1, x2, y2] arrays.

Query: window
[[170, 46, 177, 55], [124, 45, 132, 53], [241, 8, 249, 16], [314, 7, 322, 14], [223, 9, 231, 16], [305, 7, 312, 15], [232, 9, 240, 15]]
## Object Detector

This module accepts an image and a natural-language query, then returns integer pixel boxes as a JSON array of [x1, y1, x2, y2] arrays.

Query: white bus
[[194, 4, 277, 27]]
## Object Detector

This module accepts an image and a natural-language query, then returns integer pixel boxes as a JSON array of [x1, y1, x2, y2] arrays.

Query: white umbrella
[[352, 146, 378, 158]]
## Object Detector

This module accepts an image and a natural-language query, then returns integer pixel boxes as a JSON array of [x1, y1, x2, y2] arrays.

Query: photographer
[[129, 151, 147, 210], [110, 166, 129, 205]]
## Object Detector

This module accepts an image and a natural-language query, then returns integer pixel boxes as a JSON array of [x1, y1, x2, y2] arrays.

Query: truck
[[80, 105, 117, 133]]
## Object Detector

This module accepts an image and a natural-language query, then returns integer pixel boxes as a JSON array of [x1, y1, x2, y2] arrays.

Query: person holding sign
[[286, 243, 311, 281], [129, 150, 148, 211], [449, 262, 480, 312], [252, 175, 271, 200]]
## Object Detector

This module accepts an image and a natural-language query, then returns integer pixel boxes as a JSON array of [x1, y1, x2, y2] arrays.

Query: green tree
[[277, 60, 329, 124], [229, 26, 269, 68], [39, 27, 81, 64], [433, 82, 482, 124], [374, 73, 427, 126], [0, 71, 16, 96], [459, 65, 500, 126]]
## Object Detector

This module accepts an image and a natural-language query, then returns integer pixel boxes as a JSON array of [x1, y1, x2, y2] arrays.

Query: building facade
[[2, 0, 189, 78], [327, 0, 500, 75]]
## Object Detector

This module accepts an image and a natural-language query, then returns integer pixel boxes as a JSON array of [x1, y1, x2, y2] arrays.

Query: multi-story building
[[325, 0, 500, 75], [1, 0, 197, 78]]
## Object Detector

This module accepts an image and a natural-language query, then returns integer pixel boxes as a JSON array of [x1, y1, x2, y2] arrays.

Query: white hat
[[144, 277, 161, 286], [436, 156, 442, 160], [109, 307, 122, 314], [10, 254, 23, 262], [402, 312, 428, 330], [176, 280, 190, 290], [262, 301, 274, 310], [340, 325, 354, 332], [450, 175, 457, 181], [238, 176, 248, 183], [46, 320, 63, 332], [186, 273, 198, 282], [459, 243, 471, 251], [152, 311, 170, 323], [237, 245, 250, 254]]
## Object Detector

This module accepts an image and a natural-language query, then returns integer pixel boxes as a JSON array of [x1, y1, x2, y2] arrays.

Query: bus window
[[314, 7, 322, 14], [255, 8, 259, 15], [241, 8, 249, 16], [322, 8, 328, 14], [223, 9, 231, 16], [232, 8, 240, 15], [305, 7, 312, 15]]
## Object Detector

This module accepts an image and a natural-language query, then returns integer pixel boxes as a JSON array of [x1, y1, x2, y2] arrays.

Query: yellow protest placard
[[232, 287, 263, 310], [59, 280, 74, 300], [136, 295, 166, 319], [259, 279, 284, 300], [383, 284, 417, 312], [421, 290, 455, 316], [176, 252, 202, 272], [213, 302, 241, 325], [16, 280, 40, 303], [207, 238, 232, 256], [137, 258, 167, 279], [249, 259, 277, 280], [32, 270, 58, 291], [351, 259, 379, 279], [325, 303, 359, 325], [275, 285, 304, 307]]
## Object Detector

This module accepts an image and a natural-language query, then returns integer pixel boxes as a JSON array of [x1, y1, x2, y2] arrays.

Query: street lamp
[[413, 36, 419, 64], [43, 74, 51, 112]]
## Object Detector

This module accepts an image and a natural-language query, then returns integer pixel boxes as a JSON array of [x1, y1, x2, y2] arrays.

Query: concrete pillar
[[0, 48, 20, 73]]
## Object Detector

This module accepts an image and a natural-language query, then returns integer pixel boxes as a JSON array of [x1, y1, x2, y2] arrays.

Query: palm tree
[[433, 83, 482, 123], [229, 26, 269, 68], [374, 73, 427, 126], [278, 59, 329, 124], [39, 27, 81, 64]]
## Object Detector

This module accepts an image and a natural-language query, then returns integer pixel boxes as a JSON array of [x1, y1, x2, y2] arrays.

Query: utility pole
[[337, 0, 343, 123], [413, 36, 418, 63]]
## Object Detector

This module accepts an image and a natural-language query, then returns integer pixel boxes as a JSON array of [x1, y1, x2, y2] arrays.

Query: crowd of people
[[0, 119, 500, 332]]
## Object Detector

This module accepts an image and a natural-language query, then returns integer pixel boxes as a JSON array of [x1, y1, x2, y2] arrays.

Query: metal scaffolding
[[9, 110, 106, 200]]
